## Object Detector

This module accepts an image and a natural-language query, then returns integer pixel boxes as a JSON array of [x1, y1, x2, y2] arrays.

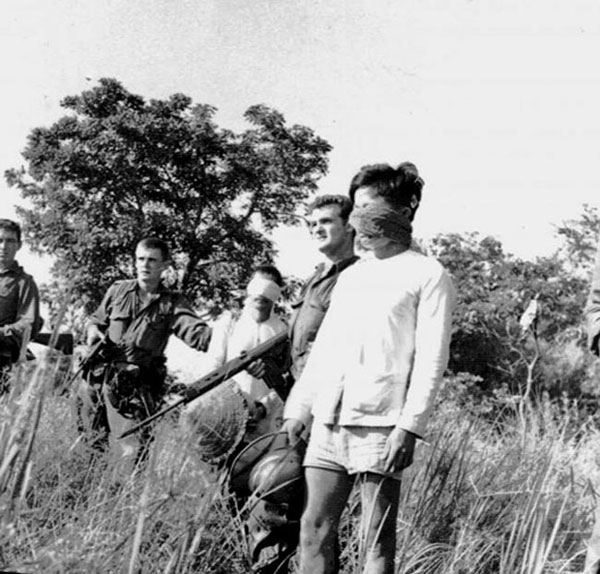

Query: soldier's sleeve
[[88, 283, 117, 332], [586, 245, 600, 355], [0, 273, 41, 346], [170, 295, 212, 352]]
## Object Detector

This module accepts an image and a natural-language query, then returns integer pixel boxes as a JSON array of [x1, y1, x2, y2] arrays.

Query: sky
[[2, 0, 600, 375], [2, 0, 600, 279]]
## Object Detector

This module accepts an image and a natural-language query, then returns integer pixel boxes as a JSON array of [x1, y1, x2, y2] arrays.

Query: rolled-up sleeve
[[396, 265, 456, 436], [171, 296, 212, 352], [88, 284, 116, 331]]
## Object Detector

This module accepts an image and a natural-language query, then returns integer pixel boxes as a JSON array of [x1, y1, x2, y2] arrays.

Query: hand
[[86, 324, 106, 347], [281, 418, 305, 445], [383, 428, 417, 473], [246, 359, 266, 379]]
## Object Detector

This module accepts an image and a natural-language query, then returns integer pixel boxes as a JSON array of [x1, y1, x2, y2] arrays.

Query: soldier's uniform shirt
[[288, 255, 359, 379], [0, 261, 41, 358], [89, 279, 211, 368]]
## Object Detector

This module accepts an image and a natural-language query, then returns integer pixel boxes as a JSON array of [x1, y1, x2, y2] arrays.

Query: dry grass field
[[0, 357, 597, 574]]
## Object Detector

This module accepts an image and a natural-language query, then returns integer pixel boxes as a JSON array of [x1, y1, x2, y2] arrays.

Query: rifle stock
[[118, 330, 289, 439]]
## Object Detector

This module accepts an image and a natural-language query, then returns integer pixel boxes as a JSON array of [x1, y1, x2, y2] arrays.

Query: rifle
[[63, 337, 117, 390], [118, 330, 289, 439]]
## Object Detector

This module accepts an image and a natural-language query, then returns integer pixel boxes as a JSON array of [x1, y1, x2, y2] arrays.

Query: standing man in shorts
[[282, 162, 455, 574]]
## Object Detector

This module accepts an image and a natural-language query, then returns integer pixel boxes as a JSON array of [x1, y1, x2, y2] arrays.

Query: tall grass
[[0, 358, 596, 573]]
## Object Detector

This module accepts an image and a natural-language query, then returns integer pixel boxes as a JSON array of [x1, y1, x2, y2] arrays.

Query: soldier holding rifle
[[76, 237, 212, 471]]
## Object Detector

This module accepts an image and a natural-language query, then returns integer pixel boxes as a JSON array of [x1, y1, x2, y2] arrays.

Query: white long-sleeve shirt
[[283, 250, 455, 437]]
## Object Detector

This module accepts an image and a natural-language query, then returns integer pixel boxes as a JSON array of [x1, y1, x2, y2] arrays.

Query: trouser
[[76, 361, 165, 474]]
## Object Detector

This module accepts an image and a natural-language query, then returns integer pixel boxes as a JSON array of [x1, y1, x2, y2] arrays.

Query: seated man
[[77, 236, 212, 471], [0, 218, 41, 391]]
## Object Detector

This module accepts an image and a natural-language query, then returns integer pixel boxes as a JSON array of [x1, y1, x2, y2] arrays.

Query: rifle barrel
[[117, 330, 289, 439]]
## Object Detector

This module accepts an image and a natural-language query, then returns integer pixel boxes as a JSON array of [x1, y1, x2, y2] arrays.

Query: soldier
[[77, 237, 211, 471], [0, 218, 41, 391], [288, 195, 358, 383]]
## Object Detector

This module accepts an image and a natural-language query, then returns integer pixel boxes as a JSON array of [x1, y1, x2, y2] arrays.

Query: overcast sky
[[2, 0, 600, 282]]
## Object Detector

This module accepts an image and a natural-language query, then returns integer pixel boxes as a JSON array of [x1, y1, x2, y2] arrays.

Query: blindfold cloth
[[349, 203, 413, 247], [246, 276, 282, 303]]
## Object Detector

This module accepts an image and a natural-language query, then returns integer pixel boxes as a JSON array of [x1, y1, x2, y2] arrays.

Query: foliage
[[0, 362, 593, 573], [555, 203, 600, 277], [5, 78, 331, 316], [428, 232, 590, 393]]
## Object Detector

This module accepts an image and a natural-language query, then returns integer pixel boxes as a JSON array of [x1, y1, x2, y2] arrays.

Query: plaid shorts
[[304, 423, 402, 481]]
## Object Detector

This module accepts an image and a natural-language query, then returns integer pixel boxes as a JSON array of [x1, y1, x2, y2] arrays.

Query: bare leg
[[358, 473, 401, 574], [299, 467, 354, 574]]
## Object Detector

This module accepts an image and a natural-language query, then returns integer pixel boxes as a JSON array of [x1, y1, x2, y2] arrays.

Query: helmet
[[248, 447, 304, 504], [229, 432, 306, 504]]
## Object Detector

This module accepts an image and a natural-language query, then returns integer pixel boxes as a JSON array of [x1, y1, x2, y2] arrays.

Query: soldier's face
[[307, 205, 353, 258], [0, 229, 21, 268], [135, 246, 168, 285]]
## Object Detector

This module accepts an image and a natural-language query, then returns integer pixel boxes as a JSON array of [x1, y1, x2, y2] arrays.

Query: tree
[[428, 232, 589, 392], [555, 203, 600, 277], [5, 78, 331, 322]]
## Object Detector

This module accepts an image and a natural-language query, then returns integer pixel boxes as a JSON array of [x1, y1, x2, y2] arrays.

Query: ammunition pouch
[[105, 362, 152, 420]]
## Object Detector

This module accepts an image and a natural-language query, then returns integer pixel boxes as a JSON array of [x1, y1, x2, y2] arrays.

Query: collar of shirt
[[315, 255, 359, 283], [0, 261, 23, 276]]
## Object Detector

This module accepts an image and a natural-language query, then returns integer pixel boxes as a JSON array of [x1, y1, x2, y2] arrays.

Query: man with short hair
[[283, 162, 455, 574], [0, 218, 41, 389], [77, 237, 212, 468], [288, 195, 358, 382]]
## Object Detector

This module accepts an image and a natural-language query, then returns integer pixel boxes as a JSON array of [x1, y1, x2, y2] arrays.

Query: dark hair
[[306, 194, 353, 223], [0, 219, 22, 242], [137, 237, 170, 261], [254, 264, 284, 287], [348, 162, 424, 221]]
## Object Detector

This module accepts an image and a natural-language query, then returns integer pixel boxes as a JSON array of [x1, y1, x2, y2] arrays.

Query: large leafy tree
[[5, 79, 331, 319]]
